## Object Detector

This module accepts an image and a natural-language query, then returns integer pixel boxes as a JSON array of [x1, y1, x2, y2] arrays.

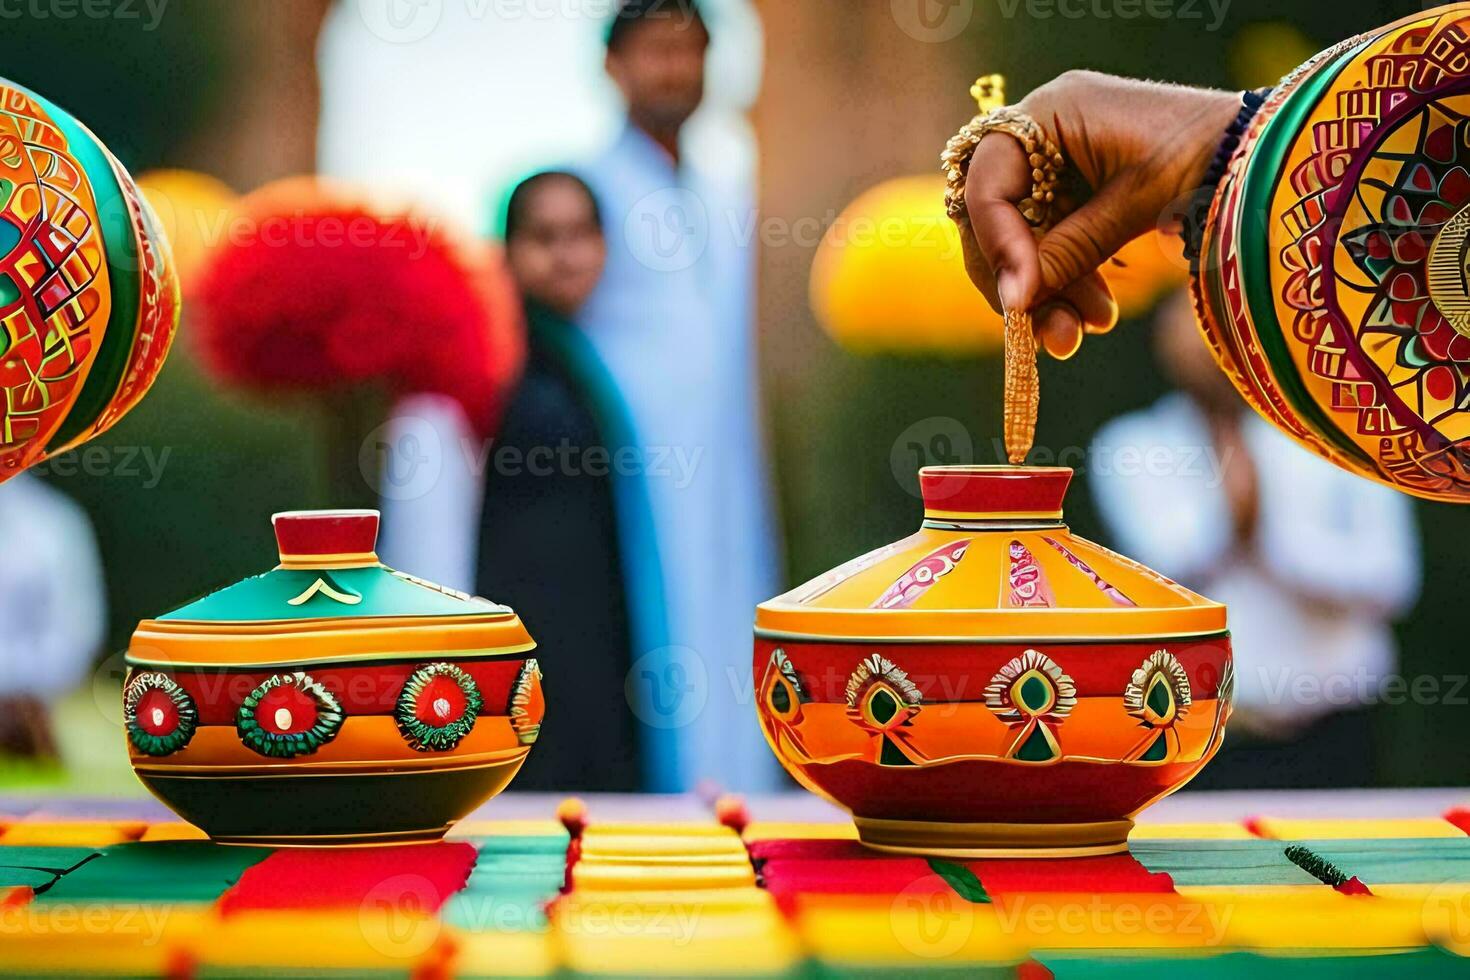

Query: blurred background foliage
[[2, 0, 1463, 787]]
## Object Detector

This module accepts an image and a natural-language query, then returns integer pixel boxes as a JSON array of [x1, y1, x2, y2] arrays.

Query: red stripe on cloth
[[747, 839, 874, 863], [966, 854, 1175, 895], [759, 857, 946, 899], [216, 843, 476, 915]]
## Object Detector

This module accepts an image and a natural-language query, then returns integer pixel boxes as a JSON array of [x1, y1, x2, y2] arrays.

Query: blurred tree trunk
[[751, 2, 989, 580], [173, 0, 333, 190], [752, 1, 982, 387]]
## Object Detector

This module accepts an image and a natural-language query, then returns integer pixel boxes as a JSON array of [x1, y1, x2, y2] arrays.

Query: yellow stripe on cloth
[[138, 822, 209, 842], [0, 905, 211, 977], [585, 822, 729, 837], [795, 897, 1028, 965], [580, 832, 746, 859], [1250, 817, 1463, 839], [1216, 893, 1427, 949], [562, 887, 775, 914], [1130, 822, 1255, 840], [449, 820, 569, 839], [186, 910, 455, 972], [447, 929, 556, 977], [552, 900, 799, 976], [0, 821, 147, 847], [570, 861, 756, 891], [741, 821, 857, 843]]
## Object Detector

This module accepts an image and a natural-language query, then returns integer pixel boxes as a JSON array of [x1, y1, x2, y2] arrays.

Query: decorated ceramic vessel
[[124, 510, 543, 846], [0, 79, 179, 483], [753, 467, 1231, 857], [1198, 4, 1470, 502]]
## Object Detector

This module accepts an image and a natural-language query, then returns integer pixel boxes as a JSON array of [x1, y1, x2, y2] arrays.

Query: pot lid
[[129, 511, 533, 669], [754, 467, 1227, 642]]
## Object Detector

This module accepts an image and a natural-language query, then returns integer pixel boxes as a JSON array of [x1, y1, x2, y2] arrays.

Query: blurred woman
[[476, 172, 664, 791], [379, 172, 664, 791]]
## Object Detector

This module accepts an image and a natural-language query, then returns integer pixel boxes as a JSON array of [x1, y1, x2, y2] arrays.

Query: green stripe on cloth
[[472, 835, 570, 857], [34, 841, 270, 904], [0, 846, 97, 873], [441, 891, 549, 933], [1035, 948, 1468, 978], [1128, 841, 1321, 886], [1296, 838, 1470, 884], [0, 866, 57, 888]]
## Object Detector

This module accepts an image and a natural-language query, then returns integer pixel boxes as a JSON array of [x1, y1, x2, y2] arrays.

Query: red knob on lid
[[919, 466, 1071, 520], [272, 510, 380, 567]]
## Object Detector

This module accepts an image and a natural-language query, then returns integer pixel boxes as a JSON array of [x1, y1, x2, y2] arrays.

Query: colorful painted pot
[[124, 510, 543, 846], [753, 467, 1231, 857], [1197, 5, 1470, 502], [0, 80, 179, 483]]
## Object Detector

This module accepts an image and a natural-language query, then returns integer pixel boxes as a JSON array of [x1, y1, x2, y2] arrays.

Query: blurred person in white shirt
[[0, 472, 106, 760], [1090, 290, 1421, 788]]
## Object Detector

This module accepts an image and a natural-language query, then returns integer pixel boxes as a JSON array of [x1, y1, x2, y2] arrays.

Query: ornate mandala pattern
[[0, 89, 108, 476], [1204, 9, 1470, 500], [1123, 650, 1192, 727], [123, 672, 197, 757], [237, 672, 344, 758], [396, 661, 484, 752], [762, 648, 808, 720], [984, 650, 1076, 763]]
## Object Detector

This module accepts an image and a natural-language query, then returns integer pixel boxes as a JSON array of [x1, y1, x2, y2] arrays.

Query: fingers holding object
[[964, 132, 1041, 314]]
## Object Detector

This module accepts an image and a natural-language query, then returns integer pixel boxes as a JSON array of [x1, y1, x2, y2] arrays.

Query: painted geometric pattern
[[1276, 15, 1470, 494], [0, 85, 107, 473], [7, 802, 1470, 974]]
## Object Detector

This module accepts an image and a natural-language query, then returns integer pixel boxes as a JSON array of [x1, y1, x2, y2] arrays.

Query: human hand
[[957, 71, 1240, 358]]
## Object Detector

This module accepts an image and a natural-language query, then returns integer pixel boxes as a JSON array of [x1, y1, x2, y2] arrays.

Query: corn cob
[[1003, 309, 1038, 464]]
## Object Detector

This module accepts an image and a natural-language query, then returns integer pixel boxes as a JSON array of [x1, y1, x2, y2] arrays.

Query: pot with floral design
[[123, 510, 544, 846], [752, 467, 1232, 857]]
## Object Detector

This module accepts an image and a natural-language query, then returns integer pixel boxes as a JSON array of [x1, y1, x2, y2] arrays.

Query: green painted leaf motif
[[1145, 674, 1173, 719], [1140, 731, 1168, 762], [1015, 724, 1056, 762], [879, 736, 914, 767], [869, 688, 898, 724], [769, 680, 791, 714], [927, 859, 990, 904], [1019, 674, 1050, 712]]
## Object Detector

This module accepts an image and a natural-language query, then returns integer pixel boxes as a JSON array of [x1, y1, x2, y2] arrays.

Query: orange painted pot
[[753, 467, 1232, 857], [123, 510, 543, 846]]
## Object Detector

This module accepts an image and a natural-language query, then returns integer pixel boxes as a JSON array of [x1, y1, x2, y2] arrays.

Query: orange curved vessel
[[753, 466, 1232, 857]]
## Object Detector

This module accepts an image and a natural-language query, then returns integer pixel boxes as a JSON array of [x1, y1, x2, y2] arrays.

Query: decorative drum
[[124, 510, 543, 846], [0, 79, 179, 483], [753, 467, 1232, 857], [1198, 4, 1470, 502]]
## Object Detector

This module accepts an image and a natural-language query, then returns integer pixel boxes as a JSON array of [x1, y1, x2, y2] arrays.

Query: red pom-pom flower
[[193, 177, 524, 433]]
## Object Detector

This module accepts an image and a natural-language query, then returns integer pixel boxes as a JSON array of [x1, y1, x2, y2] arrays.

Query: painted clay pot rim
[[756, 465, 1226, 641], [128, 509, 535, 668]]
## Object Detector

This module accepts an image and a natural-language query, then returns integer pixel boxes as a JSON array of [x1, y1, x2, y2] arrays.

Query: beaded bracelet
[[1180, 87, 1271, 272]]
